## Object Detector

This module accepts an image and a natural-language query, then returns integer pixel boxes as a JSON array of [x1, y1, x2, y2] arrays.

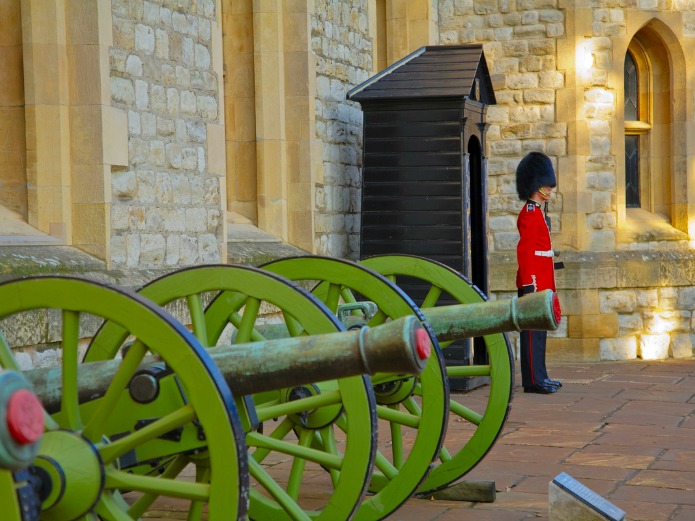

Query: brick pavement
[[386, 358, 695, 521], [137, 358, 695, 520]]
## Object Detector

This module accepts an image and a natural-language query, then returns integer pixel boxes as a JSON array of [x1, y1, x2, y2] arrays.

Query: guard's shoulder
[[523, 201, 540, 213]]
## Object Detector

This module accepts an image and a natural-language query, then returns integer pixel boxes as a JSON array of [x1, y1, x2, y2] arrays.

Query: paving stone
[[625, 469, 695, 491], [564, 451, 655, 470], [130, 359, 695, 520], [610, 484, 695, 505]]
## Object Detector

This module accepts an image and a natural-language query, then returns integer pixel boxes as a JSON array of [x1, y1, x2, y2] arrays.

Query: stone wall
[[438, 0, 567, 256], [312, 0, 372, 259], [438, 2, 695, 360], [109, 0, 224, 268], [493, 250, 695, 361]]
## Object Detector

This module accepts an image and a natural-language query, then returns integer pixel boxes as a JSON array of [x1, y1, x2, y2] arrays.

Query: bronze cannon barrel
[[23, 315, 430, 413], [422, 289, 561, 342], [250, 290, 561, 342]]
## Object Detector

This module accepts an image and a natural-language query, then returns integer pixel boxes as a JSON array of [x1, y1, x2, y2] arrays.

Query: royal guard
[[515, 152, 563, 394]]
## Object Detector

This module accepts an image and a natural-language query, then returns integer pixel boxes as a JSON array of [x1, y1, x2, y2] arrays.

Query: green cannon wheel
[[262, 256, 449, 521], [360, 254, 514, 493], [0, 276, 247, 521], [91, 265, 378, 521]]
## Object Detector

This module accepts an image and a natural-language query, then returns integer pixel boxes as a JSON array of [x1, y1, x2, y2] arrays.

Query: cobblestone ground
[[139, 358, 695, 520]]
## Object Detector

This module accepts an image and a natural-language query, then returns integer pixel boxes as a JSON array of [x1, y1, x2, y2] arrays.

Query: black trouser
[[519, 329, 548, 388]]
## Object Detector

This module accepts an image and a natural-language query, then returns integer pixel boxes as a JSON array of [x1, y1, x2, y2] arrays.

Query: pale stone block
[[140, 112, 157, 138], [548, 314, 568, 338], [128, 109, 141, 135], [162, 208, 185, 232], [617, 259, 659, 288], [182, 147, 198, 170], [644, 311, 690, 335], [586, 212, 616, 230], [107, 234, 127, 265], [70, 105, 104, 165], [14, 351, 33, 371], [35, 349, 62, 369], [182, 36, 194, 66], [198, 18, 211, 42], [153, 173, 172, 205], [659, 287, 679, 310], [111, 76, 135, 105], [198, 146, 206, 173], [639, 334, 670, 360], [160, 65, 175, 88], [662, 258, 695, 287], [199, 233, 220, 262], [194, 43, 211, 69], [589, 230, 615, 252], [150, 84, 166, 112], [140, 233, 166, 264], [155, 28, 170, 59], [679, 287, 695, 310], [150, 140, 165, 166], [600, 290, 636, 313], [112, 171, 137, 199], [111, 205, 129, 230], [568, 313, 618, 339], [144, 207, 164, 230], [207, 123, 226, 176], [172, 11, 187, 33], [207, 209, 221, 233], [135, 79, 149, 110], [600, 336, 637, 360], [166, 143, 183, 168], [186, 120, 206, 143], [135, 24, 155, 54], [157, 117, 175, 136], [100, 105, 128, 167], [180, 235, 198, 264], [171, 175, 192, 204], [636, 289, 658, 309], [136, 171, 156, 204], [125, 54, 143, 77], [125, 136, 146, 165], [165, 234, 180, 265], [166, 88, 179, 115], [181, 90, 197, 115], [175, 65, 191, 87], [618, 314, 643, 336], [489, 215, 516, 231], [197, 95, 218, 120], [557, 289, 599, 316], [670, 334, 693, 359]]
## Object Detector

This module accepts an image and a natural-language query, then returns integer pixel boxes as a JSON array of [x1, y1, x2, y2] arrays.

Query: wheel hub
[[373, 377, 417, 405], [281, 384, 343, 429], [32, 430, 106, 521]]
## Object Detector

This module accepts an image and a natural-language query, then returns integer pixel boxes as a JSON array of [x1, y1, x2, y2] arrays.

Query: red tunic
[[516, 200, 556, 292]]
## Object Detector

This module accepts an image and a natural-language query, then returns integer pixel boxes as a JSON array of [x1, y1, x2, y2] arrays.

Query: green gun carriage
[[120, 260, 559, 521], [261, 254, 561, 519], [0, 259, 559, 521], [0, 273, 429, 521]]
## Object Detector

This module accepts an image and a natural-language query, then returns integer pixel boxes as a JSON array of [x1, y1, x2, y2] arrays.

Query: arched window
[[620, 26, 680, 239], [624, 51, 641, 208]]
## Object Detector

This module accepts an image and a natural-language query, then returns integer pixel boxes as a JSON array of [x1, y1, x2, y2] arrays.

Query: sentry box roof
[[347, 44, 496, 105]]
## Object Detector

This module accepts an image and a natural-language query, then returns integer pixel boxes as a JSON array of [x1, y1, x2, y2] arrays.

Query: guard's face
[[537, 186, 553, 200]]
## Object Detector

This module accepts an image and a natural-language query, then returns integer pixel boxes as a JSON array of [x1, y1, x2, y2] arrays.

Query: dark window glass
[[625, 135, 640, 207], [624, 52, 638, 121]]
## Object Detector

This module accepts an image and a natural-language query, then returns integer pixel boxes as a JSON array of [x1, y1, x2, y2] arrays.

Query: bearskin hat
[[515, 152, 557, 200]]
